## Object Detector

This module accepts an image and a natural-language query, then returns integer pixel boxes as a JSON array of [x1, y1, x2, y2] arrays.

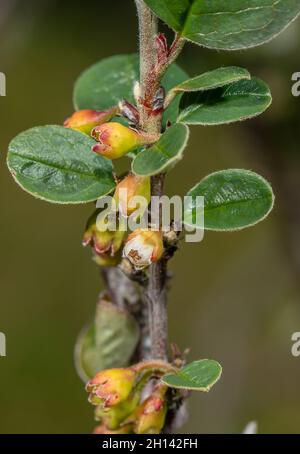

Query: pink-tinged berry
[[82, 209, 125, 257], [64, 108, 117, 135], [91, 122, 156, 160], [114, 174, 151, 217], [134, 384, 168, 434], [86, 368, 137, 408]]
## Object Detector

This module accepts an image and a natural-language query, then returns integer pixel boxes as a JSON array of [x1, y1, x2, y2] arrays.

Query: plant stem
[[132, 359, 176, 375], [135, 2, 185, 362], [135, 0, 160, 133], [147, 254, 168, 359], [147, 174, 169, 360], [102, 266, 152, 359], [135, 1, 169, 361], [101, 267, 139, 310]]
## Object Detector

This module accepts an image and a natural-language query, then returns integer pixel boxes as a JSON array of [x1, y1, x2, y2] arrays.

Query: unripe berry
[[82, 209, 125, 257], [93, 251, 122, 267], [64, 108, 117, 135], [92, 122, 152, 160], [114, 174, 151, 217], [123, 229, 164, 270], [86, 368, 137, 408], [134, 384, 168, 434], [93, 423, 134, 434], [95, 393, 140, 430]]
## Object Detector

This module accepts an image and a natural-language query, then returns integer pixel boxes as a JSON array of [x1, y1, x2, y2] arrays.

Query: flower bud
[[156, 33, 169, 66], [114, 174, 151, 217], [86, 368, 137, 408], [134, 384, 168, 434], [119, 100, 140, 126], [91, 122, 151, 160], [93, 423, 134, 434], [152, 86, 165, 115], [82, 210, 125, 257], [123, 229, 164, 270], [64, 108, 117, 135]]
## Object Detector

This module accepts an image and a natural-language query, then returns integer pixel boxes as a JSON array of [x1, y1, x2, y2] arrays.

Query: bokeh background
[[0, 0, 300, 434]]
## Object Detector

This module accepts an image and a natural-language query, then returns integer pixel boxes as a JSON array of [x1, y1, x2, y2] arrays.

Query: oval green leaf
[[75, 300, 140, 382], [73, 54, 188, 127], [162, 359, 222, 392], [184, 169, 274, 231], [132, 123, 189, 176], [178, 78, 272, 125], [7, 126, 115, 204], [144, 0, 300, 50], [172, 67, 250, 94]]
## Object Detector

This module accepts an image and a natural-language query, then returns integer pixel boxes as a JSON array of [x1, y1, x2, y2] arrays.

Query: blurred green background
[[0, 0, 300, 434]]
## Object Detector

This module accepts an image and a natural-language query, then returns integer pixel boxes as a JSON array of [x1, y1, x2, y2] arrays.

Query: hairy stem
[[135, 0, 159, 132], [132, 359, 176, 375]]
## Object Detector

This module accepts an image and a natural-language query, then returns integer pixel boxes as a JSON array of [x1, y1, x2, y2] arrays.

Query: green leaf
[[7, 126, 115, 204], [171, 67, 250, 94], [162, 359, 222, 392], [73, 54, 188, 128], [184, 169, 274, 231], [74, 54, 138, 112], [178, 78, 272, 125], [75, 300, 140, 382], [143, 0, 300, 50], [132, 123, 189, 176]]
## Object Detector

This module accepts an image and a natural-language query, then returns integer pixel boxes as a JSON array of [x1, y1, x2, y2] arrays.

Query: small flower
[[134, 384, 168, 434], [123, 229, 164, 270], [114, 174, 151, 217], [82, 209, 125, 257], [86, 368, 137, 408], [64, 108, 117, 135], [91, 122, 156, 160]]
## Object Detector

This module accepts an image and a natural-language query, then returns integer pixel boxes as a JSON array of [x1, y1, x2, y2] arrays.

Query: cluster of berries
[[65, 108, 164, 270], [86, 366, 170, 434]]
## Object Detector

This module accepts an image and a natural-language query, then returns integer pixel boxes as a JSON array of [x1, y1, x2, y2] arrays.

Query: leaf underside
[[75, 301, 140, 382]]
